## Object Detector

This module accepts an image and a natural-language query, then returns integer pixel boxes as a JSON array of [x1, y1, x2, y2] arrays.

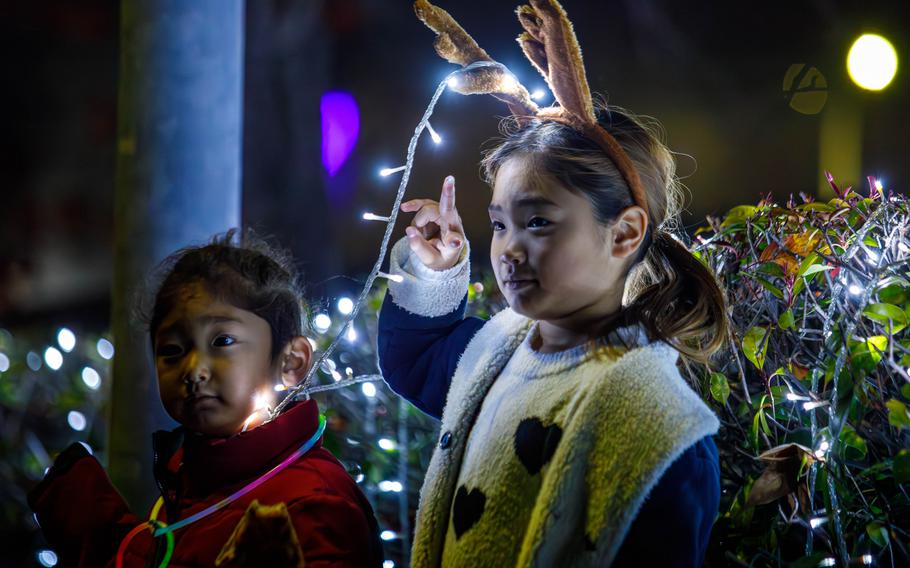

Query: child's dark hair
[[142, 229, 307, 363], [480, 102, 728, 363]]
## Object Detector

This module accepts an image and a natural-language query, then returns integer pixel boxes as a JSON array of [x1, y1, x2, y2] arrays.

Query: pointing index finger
[[438, 175, 456, 213]]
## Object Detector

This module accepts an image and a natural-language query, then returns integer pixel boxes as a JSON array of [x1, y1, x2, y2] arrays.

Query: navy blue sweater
[[378, 293, 719, 566]]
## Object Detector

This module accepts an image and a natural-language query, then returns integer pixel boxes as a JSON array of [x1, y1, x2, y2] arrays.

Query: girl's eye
[[490, 220, 505, 232], [528, 217, 551, 228], [212, 335, 236, 347], [156, 344, 183, 359]]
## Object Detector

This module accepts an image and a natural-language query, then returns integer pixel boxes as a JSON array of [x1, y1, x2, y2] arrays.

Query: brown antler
[[516, 0, 594, 126], [414, 0, 650, 217], [516, 0, 649, 216], [414, 0, 539, 117], [414, 0, 492, 66]]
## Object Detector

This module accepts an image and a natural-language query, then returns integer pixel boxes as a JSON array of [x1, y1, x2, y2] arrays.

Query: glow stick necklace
[[115, 414, 327, 567]]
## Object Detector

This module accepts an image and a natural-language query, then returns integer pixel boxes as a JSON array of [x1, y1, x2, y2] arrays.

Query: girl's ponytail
[[625, 230, 728, 363]]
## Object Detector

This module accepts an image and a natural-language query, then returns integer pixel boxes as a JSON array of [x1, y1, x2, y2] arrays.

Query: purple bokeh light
[[320, 91, 360, 177]]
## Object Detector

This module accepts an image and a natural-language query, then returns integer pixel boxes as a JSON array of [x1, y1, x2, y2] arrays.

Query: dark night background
[[0, 1, 908, 564]]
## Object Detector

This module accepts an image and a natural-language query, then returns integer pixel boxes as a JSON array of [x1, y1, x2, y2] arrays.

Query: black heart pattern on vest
[[452, 485, 486, 539], [514, 417, 563, 475]]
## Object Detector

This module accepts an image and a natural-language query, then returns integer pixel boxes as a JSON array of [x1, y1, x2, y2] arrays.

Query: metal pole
[[110, 0, 244, 511]]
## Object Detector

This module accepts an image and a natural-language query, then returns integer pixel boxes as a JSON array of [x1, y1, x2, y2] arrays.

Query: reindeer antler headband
[[414, 0, 649, 217]]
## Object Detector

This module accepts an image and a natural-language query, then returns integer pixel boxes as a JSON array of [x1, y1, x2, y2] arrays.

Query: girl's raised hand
[[400, 175, 466, 271]]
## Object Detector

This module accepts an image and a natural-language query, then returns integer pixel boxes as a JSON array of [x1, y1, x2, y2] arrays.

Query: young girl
[[380, 103, 726, 566], [29, 230, 382, 567], [379, 2, 729, 561]]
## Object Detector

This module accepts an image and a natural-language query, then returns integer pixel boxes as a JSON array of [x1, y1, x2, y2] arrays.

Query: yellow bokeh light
[[847, 34, 898, 91]]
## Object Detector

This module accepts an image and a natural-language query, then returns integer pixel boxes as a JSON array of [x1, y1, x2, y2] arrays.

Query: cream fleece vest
[[386, 238, 719, 567]]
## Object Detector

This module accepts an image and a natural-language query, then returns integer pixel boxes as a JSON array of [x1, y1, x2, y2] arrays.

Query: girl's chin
[[505, 297, 544, 320], [179, 413, 244, 438]]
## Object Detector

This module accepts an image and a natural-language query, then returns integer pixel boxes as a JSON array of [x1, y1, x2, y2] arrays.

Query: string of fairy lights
[[268, 61, 529, 416]]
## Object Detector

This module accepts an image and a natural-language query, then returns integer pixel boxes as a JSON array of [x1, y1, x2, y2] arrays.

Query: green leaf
[[743, 326, 770, 371], [894, 450, 910, 483], [778, 310, 795, 330], [753, 276, 784, 300], [758, 261, 786, 279], [758, 407, 771, 435], [751, 410, 762, 449], [796, 202, 834, 212], [866, 522, 890, 548], [886, 399, 910, 430], [901, 383, 910, 401], [839, 425, 868, 460], [850, 336, 888, 371], [864, 303, 909, 333], [709, 372, 731, 404], [879, 283, 909, 305], [797, 252, 820, 274], [724, 205, 758, 222], [792, 275, 805, 299], [800, 264, 832, 278]]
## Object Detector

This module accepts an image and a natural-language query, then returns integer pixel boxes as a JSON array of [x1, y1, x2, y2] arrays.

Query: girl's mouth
[[186, 394, 219, 408], [503, 279, 536, 291]]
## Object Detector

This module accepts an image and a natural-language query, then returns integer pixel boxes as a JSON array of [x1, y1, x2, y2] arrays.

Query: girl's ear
[[280, 336, 313, 387], [609, 205, 649, 260]]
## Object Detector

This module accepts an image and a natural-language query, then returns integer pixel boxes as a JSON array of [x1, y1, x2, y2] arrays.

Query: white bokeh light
[[27, 351, 42, 371], [378, 480, 403, 492], [379, 166, 406, 177], [67, 411, 87, 432], [56, 328, 76, 353], [362, 381, 377, 398], [426, 122, 442, 144], [81, 367, 101, 390], [378, 438, 397, 451], [97, 338, 115, 360], [0, 352, 9, 372], [44, 347, 63, 371], [37, 550, 58, 567], [313, 314, 332, 333], [337, 297, 354, 315]]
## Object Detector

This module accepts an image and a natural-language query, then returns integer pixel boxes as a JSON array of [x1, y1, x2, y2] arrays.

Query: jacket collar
[[152, 399, 322, 498]]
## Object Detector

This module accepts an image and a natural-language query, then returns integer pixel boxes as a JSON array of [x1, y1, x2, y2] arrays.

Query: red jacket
[[29, 400, 382, 567]]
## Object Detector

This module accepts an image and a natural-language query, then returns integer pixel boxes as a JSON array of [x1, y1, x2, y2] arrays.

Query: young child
[[29, 230, 382, 567], [377, 3, 728, 566]]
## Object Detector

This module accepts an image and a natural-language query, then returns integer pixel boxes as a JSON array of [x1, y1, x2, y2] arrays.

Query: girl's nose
[[499, 239, 526, 266], [181, 352, 210, 386], [500, 252, 522, 266]]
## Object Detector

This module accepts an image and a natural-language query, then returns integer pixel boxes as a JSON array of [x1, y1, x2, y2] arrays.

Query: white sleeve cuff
[[387, 237, 471, 317]]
